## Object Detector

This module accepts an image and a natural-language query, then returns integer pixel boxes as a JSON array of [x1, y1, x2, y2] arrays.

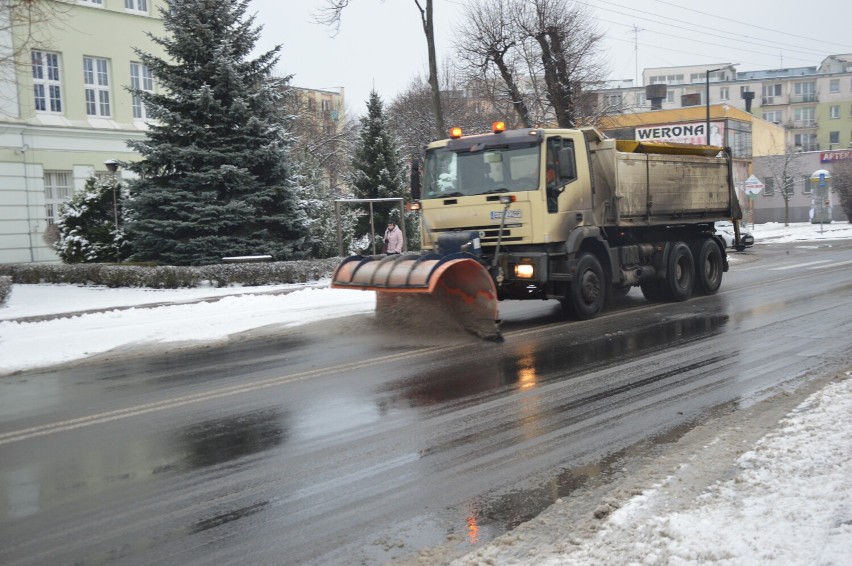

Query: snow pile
[[528, 377, 852, 565], [0, 284, 374, 375], [750, 220, 852, 244]]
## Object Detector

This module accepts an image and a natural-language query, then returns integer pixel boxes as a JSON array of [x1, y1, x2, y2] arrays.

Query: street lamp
[[104, 159, 120, 263], [705, 67, 723, 145]]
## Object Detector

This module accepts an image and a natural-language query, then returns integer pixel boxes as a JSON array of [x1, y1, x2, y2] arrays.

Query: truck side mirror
[[410, 158, 421, 200]]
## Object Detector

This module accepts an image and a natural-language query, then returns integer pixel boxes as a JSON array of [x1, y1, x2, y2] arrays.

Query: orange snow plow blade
[[331, 254, 502, 341]]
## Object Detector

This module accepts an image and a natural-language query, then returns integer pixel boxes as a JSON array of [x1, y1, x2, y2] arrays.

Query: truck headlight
[[514, 264, 535, 278]]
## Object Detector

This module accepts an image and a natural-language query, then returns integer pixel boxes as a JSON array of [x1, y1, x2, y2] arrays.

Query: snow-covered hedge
[[0, 275, 11, 305], [0, 258, 341, 289]]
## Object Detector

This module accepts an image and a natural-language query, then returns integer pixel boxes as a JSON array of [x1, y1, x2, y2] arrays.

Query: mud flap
[[332, 254, 502, 341]]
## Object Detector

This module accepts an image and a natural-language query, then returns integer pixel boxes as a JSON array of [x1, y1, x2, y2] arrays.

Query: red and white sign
[[744, 175, 764, 196], [820, 150, 852, 162]]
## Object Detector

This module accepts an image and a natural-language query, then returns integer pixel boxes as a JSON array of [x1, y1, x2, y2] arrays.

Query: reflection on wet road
[[1, 242, 851, 565]]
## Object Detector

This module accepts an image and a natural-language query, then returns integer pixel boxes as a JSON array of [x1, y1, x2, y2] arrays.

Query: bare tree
[[1, 0, 70, 115], [829, 160, 852, 222], [315, 0, 445, 138], [454, 0, 532, 127], [1, 0, 68, 69], [761, 147, 807, 226], [388, 71, 510, 163], [280, 86, 358, 193], [455, 0, 607, 128]]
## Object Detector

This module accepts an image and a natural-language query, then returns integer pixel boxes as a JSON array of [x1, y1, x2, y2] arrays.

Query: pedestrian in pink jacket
[[383, 221, 403, 254]]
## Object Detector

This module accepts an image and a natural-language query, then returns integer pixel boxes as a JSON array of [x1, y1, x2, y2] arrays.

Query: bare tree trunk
[[492, 53, 532, 127], [415, 0, 444, 138], [535, 26, 572, 127], [317, 0, 445, 139]]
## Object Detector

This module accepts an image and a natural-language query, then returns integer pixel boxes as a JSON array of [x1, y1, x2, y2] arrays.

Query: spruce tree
[[124, 0, 308, 265], [348, 91, 407, 247]]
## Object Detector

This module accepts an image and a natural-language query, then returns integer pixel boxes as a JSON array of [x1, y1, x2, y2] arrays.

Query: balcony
[[788, 120, 818, 130], [789, 94, 818, 103], [795, 143, 820, 152], [761, 96, 788, 106]]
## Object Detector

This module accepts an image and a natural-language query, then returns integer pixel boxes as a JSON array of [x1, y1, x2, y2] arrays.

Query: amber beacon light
[[449, 126, 463, 139]]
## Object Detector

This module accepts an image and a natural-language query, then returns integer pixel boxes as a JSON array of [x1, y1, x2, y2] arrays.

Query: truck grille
[[433, 225, 525, 244]]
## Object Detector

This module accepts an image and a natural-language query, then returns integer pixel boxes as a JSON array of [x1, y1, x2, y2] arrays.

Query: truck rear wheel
[[694, 238, 724, 295], [661, 242, 694, 301], [561, 253, 606, 319]]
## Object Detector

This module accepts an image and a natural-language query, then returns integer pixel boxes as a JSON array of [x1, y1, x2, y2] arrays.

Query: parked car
[[715, 221, 754, 250]]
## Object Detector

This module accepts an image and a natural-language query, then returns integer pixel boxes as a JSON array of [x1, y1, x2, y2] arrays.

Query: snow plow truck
[[332, 123, 745, 341]]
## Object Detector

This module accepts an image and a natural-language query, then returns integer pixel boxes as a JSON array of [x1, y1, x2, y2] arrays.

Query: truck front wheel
[[561, 253, 606, 319]]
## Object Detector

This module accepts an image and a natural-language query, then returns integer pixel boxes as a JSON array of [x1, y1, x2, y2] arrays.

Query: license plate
[[491, 209, 521, 220]]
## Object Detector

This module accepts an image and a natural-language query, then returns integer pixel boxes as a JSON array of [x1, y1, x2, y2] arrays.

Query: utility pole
[[631, 23, 644, 86]]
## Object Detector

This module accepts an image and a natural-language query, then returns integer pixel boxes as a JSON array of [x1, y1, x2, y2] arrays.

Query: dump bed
[[589, 137, 736, 226]]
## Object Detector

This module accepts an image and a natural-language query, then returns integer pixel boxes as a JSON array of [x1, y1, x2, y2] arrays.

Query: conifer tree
[[55, 177, 128, 264], [348, 91, 408, 248], [124, 0, 308, 265]]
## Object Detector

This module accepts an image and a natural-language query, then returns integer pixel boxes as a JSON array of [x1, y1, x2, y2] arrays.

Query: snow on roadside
[[455, 374, 852, 566], [749, 220, 852, 244], [0, 285, 374, 375]]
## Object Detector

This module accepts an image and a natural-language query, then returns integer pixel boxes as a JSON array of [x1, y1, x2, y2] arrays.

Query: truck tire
[[661, 242, 694, 301], [694, 238, 724, 295], [561, 253, 606, 319]]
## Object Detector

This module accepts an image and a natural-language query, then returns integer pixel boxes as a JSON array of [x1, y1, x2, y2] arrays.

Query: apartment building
[[0, 0, 167, 264], [593, 55, 852, 152], [590, 54, 852, 224]]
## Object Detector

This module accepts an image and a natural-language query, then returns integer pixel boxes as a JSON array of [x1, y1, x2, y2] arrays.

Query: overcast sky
[[250, 0, 852, 117]]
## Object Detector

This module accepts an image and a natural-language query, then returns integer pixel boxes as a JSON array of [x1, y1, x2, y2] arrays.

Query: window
[[830, 79, 840, 93], [802, 174, 812, 194], [125, 0, 147, 12], [666, 91, 675, 103], [762, 110, 782, 124], [321, 99, 331, 111], [79, 0, 103, 4], [830, 105, 840, 119], [32, 51, 62, 113], [763, 177, 774, 196], [603, 93, 622, 107], [794, 133, 818, 151], [635, 93, 647, 106], [793, 81, 816, 101], [83, 56, 111, 117], [650, 74, 684, 85], [762, 84, 782, 97], [782, 175, 794, 196], [130, 62, 154, 119], [830, 131, 840, 145], [44, 171, 72, 225], [793, 107, 815, 127], [720, 87, 729, 100]]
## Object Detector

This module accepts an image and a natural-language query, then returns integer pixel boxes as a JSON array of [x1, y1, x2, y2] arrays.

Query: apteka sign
[[636, 121, 725, 146], [820, 150, 852, 162]]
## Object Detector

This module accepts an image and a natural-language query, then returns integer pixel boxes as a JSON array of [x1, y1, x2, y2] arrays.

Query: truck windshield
[[422, 142, 541, 199]]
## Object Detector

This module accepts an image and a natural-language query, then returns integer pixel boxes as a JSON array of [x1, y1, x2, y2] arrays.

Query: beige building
[[0, 0, 168, 264]]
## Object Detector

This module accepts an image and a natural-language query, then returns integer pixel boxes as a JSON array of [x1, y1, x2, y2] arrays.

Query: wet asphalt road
[[1, 240, 851, 565]]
